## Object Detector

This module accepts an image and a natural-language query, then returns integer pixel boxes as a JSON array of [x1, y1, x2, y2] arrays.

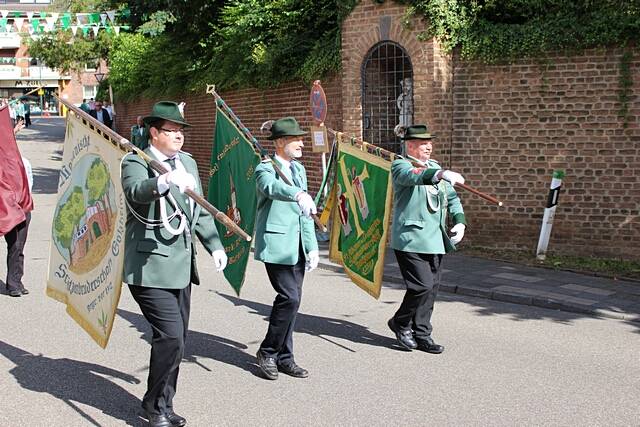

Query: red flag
[[0, 105, 33, 236]]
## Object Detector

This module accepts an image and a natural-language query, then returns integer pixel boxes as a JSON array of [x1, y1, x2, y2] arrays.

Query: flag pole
[[206, 85, 328, 232], [53, 94, 251, 242]]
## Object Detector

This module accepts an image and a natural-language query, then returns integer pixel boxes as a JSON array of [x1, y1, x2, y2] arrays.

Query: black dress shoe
[[166, 410, 187, 426], [256, 350, 278, 380], [20, 288, 29, 295], [145, 412, 172, 427], [416, 337, 444, 354], [277, 362, 309, 378], [387, 318, 417, 350], [8, 288, 22, 297]]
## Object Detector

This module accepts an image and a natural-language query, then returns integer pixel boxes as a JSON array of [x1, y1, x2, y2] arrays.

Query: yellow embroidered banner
[[46, 112, 126, 348], [329, 142, 392, 299]]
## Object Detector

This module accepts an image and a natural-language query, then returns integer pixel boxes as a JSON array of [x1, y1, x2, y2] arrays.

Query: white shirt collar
[[274, 154, 291, 170]]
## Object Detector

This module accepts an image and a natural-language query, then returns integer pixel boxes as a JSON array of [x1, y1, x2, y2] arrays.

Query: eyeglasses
[[160, 127, 184, 135]]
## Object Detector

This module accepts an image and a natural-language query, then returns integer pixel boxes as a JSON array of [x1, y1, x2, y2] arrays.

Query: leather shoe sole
[[387, 318, 417, 350], [256, 350, 278, 380], [8, 289, 22, 297]]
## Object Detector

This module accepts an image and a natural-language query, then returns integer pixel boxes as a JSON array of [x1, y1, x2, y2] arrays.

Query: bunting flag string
[[0, 8, 130, 37]]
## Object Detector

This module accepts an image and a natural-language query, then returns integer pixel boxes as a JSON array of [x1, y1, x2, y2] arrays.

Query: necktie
[[290, 163, 302, 188], [165, 157, 191, 212], [165, 158, 176, 170]]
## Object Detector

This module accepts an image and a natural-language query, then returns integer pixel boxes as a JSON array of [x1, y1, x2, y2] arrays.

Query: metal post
[[536, 170, 565, 260]]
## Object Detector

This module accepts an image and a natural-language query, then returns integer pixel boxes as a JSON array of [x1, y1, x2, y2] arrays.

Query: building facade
[[0, 0, 101, 114]]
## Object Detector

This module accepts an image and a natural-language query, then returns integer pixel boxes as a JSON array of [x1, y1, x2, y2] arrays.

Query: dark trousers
[[24, 113, 31, 127], [129, 284, 191, 416], [393, 250, 443, 340], [4, 212, 31, 292], [259, 244, 306, 364]]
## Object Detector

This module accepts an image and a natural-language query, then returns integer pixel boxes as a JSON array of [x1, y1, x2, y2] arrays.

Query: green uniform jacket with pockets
[[121, 148, 223, 289], [254, 159, 318, 265], [390, 157, 466, 254]]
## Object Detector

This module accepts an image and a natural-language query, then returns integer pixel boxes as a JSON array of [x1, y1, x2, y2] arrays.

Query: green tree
[[86, 158, 112, 224], [54, 186, 86, 263]]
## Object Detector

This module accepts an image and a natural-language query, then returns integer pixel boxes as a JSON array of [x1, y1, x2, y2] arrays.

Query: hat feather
[[261, 120, 275, 133]]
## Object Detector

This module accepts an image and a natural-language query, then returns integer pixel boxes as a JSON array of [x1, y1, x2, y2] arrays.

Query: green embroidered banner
[[207, 105, 260, 294], [329, 142, 393, 299]]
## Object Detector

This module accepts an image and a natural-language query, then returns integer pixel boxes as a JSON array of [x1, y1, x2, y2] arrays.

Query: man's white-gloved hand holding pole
[[438, 170, 465, 187], [213, 250, 228, 272], [305, 250, 319, 272], [296, 192, 317, 218], [450, 223, 466, 245], [161, 169, 196, 193]]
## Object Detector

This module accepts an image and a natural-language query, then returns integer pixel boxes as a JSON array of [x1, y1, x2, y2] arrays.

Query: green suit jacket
[[121, 148, 223, 288], [390, 157, 466, 254], [130, 125, 149, 150], [254, 159, 318, 265]]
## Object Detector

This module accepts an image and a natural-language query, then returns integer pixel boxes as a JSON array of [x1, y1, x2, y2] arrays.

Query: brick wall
[[452, 47, 640, 258], [115, 76, 343, 195]]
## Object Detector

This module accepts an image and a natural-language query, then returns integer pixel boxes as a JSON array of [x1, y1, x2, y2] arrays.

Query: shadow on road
[[117, 308, 260, 376], [215, 292, 401, 352], [32, 166, 60, 194], [0, 340, 144, 426]]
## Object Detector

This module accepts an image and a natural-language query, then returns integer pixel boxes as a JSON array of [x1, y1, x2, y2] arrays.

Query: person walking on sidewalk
[[254, 117, 319, 380], [1, 118, 33, 297], [387, 124, 467, 354], [121, 101, 227, 427]]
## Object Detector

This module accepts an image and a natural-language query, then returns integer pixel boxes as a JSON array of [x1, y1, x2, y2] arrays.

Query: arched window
[[361, 41, 413, 153]]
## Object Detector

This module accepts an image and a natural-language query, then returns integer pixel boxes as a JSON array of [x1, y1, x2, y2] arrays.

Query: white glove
[[165, 169, 196, 193], [213, 249, 228, 272], [450, 223, 466, 245], [305, 250, 319, 272], [440, 170, 465, 186], [296, 192, 317, 218]]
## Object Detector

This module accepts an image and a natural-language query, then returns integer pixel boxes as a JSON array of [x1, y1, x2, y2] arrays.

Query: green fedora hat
[[143, 101, 190, 127], [402, 124, 435, 140], [268, 117, 307, 140]]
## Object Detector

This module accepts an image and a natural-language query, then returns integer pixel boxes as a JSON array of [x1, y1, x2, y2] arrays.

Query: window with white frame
[[83, 85, 97, 99]]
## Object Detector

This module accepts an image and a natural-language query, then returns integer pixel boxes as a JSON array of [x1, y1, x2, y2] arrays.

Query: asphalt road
[[0, 118, 638, 426]]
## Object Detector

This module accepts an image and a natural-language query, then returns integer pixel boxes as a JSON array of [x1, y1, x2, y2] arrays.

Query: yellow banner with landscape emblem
[[46, 112, 126, 348]]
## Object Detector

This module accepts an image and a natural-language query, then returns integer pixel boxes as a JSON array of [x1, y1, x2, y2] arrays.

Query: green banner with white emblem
[[329, 142, 393, 299], [207, 105, 260, 294]]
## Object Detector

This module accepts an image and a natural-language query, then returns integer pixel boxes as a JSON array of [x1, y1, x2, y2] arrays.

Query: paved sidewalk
[[316, 241, 640, 323]]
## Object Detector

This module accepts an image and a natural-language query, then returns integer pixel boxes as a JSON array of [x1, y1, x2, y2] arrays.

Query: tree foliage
[[402, 0, 640, 63]]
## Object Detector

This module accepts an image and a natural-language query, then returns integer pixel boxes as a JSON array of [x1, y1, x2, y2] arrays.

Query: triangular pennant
[[121, 8, 131, 19], [31, 18, 39, 32], [106, 10, 116, 23], [45, 17, 56, 31], [5, 24, 11, 33], [91, 25, 99, 37], [81, 26, 89, 37], [113, 26, 120, 35], [71, 25, 78, 36], [60, 13, 71, 30], [100, 13, 107, 26], [14, 17, 25, 31], [76, 13, 85, 26], [0, 11, 8, 19], [40, 12, 46, 19], [26, 12, 33, 20], [0, 18, 7, 29], [51, 12, 59, 22], [89, 13, 100, 25], [27, 25, 34, 35]]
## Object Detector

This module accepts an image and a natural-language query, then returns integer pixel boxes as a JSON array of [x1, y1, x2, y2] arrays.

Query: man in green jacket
[[388, 124, 466, 354], [130, 115, 149, 149], [254, 117, 319, 380], [121, 101, 227, 427]]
